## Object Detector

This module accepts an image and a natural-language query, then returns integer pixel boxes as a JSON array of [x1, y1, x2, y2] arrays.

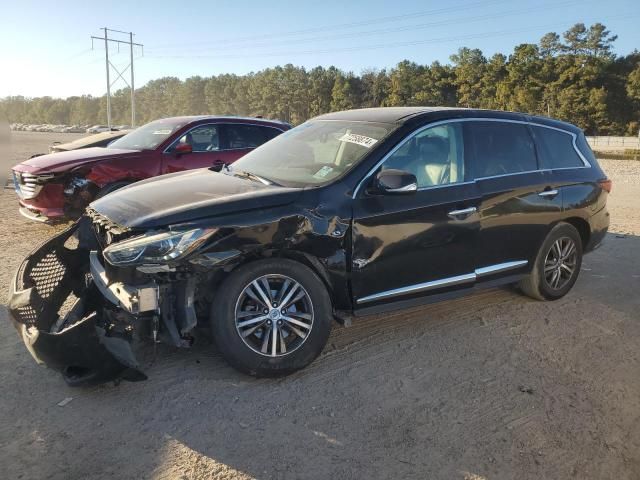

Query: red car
[[12, 116, 290, 222]]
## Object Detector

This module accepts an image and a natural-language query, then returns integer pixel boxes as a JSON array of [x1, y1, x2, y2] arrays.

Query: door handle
[[448, 207, 477, 220], [538, 189, 559, 198]]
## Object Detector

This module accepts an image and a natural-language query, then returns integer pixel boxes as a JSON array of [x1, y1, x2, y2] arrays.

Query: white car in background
[[63, 125, 86, 133], [86, 125, 111, 133]]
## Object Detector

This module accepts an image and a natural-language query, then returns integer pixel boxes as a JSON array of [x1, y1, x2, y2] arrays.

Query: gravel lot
[[1, 132, 639, 480]]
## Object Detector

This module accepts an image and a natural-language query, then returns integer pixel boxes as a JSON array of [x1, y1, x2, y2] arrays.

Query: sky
[[0, 0, 638, 98]]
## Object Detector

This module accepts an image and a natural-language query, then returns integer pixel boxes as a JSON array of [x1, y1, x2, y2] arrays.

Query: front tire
[[210, 259, 333, 376], [519, 222, 583, 301]]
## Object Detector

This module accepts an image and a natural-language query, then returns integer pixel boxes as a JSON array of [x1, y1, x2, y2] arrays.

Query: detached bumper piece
[[8, 221, 146, 386], [89, 251, 159, 314]]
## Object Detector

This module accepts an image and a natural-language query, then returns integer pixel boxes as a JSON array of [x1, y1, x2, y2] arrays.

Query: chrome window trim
[[416, 180, 475, 191], [550, 165, 589, 172], [352, 117, 590, 199], [474, 169, 542, 181], [356, 260, 528, 304], [162, 122, 285, 154]]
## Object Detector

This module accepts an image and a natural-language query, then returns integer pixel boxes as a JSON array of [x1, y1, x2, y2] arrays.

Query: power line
[[145, 14, 638, 61], [90, 28, 143, 128], [150, 0, 512, 50], [146, 0, 583, 55], [60, 48, 94, 63]]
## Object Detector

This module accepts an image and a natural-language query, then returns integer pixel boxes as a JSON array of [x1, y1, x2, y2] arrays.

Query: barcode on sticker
[[339, 133, 378, 148]]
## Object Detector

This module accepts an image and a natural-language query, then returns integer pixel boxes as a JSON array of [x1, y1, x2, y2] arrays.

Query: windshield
[[228, 120, 395, 187], [108, 118, 186, 150]]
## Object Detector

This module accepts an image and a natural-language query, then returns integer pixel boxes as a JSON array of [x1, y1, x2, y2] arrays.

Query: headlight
[[103, 228, 215, 266]]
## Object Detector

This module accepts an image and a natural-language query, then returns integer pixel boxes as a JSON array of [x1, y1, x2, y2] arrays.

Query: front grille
[[13, 171, 55, 199]]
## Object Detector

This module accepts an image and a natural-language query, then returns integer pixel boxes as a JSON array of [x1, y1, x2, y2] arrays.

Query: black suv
[[9, 107, 610, 385]]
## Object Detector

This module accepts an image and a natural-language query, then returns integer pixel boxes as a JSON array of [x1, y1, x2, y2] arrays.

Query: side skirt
[[353, 273, 526, 317]]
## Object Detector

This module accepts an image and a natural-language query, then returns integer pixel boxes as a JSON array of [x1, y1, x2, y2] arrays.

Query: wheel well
[[562, 217, 590, 248], [277, 251, 335, 297], [204, 251, 336, 308]]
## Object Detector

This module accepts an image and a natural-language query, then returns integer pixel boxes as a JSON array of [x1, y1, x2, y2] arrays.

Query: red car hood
[[13, 147, 141, 174]]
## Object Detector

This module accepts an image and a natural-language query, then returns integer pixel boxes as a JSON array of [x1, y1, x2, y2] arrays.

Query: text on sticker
[[339, 133, 378, 148], [313, 165, 334, 179]]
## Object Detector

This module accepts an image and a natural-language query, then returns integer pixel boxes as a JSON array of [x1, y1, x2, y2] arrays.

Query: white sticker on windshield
[[313, 165, 334, 179], [339, 133, 378, 148], [153, 129, 172, 135]]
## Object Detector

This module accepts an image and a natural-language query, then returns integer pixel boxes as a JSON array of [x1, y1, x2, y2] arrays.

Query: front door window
[[172, 125, 220, 152], [381, 123, 466, 188]]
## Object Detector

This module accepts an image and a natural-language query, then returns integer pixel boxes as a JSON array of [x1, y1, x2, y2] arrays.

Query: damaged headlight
[[103, 228, 215, 266], [64, 177, 91, 195]]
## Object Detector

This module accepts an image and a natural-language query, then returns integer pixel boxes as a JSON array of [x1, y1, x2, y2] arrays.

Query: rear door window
[[530, 126, 584, 169], [224, 124, 280, 149], [467, 121, 538, 179], [261, 127, 283, 142]]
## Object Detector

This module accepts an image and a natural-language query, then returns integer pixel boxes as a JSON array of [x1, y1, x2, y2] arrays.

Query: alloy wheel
[[234, 274, 314, 357], [543, 236, 577, 290]]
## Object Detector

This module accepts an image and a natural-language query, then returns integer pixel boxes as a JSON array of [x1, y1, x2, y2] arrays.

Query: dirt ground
[[0, 131, 639, 480]]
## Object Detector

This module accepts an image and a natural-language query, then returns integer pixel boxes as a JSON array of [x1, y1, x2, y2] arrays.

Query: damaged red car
[[11, 116, 290, 222]]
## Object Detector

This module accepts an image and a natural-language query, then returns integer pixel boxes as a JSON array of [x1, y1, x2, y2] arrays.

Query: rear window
[[467, 121, 538, 178], [575, 133, 597, 166], [531, 126, 584, 169]]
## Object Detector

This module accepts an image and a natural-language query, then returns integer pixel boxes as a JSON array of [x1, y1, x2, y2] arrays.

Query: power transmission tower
[[91, 28, 143, 128]]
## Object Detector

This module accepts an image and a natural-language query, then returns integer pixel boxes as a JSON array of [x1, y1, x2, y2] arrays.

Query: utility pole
[[130, 32, 136, 127], [91, 28, 143, 128], [103, 29, 111, 129]]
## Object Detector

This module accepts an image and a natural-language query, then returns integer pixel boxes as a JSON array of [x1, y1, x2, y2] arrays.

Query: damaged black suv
[[8, 107, 610, 385]]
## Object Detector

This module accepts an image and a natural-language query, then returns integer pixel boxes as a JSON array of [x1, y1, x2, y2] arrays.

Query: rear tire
[[519, 222, 583, 301], [210, 258, 333, 376]]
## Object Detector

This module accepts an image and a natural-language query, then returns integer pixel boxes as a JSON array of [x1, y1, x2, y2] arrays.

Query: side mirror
[[174, 143, 192, 155], [373, 169, 418, 194], [211, 160, 225, 172]]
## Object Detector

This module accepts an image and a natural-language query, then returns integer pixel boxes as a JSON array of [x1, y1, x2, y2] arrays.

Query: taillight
[[598, 178, 612, 193]]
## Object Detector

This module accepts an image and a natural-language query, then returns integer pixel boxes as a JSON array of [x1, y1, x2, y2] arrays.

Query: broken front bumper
[[89, 251, 159, 315], [7, 221, 147, 386]]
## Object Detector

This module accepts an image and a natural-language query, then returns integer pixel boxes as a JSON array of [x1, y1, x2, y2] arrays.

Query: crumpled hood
[[90, 168, 303, 229], [14, 147, 140, 173]]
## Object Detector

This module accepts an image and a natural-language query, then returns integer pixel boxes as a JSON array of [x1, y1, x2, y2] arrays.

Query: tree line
[[2, 23, 640, 135]]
